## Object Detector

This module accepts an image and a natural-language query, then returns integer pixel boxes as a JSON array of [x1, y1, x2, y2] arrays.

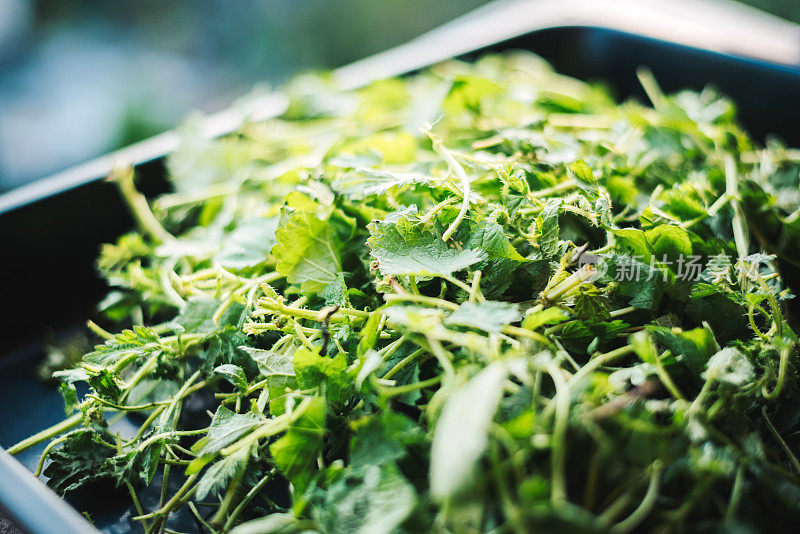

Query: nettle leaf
[[198, 406, 262, 456], [313, 464, 416, 534], [196, 445, 252, 500], [44, 431, 117, 495], [176, 296, 244, 333], [523, 307, 570, 330], [320, 273, 349, 307], [58, 382, 79, 415], [431, 362, 508, 499], [445, 300, 521, 333], [293, 347, 352, 405], [273, 209, 342, 290], [644, 224, 692, 261], [385, 305, 444, 334], [215, 217, 279, 270], [109, 438, 169, 486], [573, 286, 611, 321], [84, 326, 161, 365], [86, 367, 123, 401], [367, 213, 485, 276], [239, 346, 296, 378], [214, 364, 248, 393], [350, 410, 426, 468], [498, 163, 531, 195], [458, 219, 526, 262], [332, 168, 431, 199], [648, 323, 720, 375], [613, 229, 653, 262], [604, 255, 665, 310], [535, 198, 561, 256], [568, 160, 600, 200], [270, 397, 326, 492]]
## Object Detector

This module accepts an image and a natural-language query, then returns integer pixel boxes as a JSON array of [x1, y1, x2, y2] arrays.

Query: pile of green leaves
[[11, 52, 800, 533]]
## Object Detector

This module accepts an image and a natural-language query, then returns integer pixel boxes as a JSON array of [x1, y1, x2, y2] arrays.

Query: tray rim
[[1, 0, 798, 216]]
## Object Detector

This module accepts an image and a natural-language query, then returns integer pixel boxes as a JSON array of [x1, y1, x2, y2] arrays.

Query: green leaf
[[196, 445, 251, 500], [313, 464, 416, 534], [84, 326, 161, 365], [239, 346, 296, 378], [58, 382, 79, 415], [270, 397, 326, 492], [198, 406, 261, 456], [648, 323, 720, 374], [443, 75, 501, 114], [176, 296, 243, 334], [293, 348, 352, 405], [320, 273, 349, 307], [644, 224, 692, 261], [350, 411, 425, 468], [536, 199, 562, 256], [367, 213, 485, 276], [613, 229, 652, 262], [445, 300, 521, 333], [458, 219, 526, 262], [522, 307, 569, 330], [498, 163, 530, 195], [568, 160, 600, 200], [573, 286, 611, 321], [215, 217, 279, 270], [430, 362, 507, 499], [273, 209, 342, 290], [43, 431, 117, 495], [214, 364, 248, 393], [332, 168, 430, 199]]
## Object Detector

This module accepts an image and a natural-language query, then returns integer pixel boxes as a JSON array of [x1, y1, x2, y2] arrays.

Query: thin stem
[[377, 375, 443, 398], [134, 474, 199, 521], [384, 293, 458, 311], [109, 166, 173, 244], [547, 364, 569, 505], [428, 131, 471, 241], [610, 462, 662, 534], [7, 412, 83, 455], [383, 348, 428, 380], [762, 406, 800, 476], [223, 471, 276, 531], [724, 154, 749, 262]]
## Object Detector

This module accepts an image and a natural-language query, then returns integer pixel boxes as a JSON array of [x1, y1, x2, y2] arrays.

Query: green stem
[[7, 412, 83, 455], [223, 471, 275, 531], [382, 348, 427, 380], [384, 293, 458, 311], [547, 364, 570, 505], [377, 375, 443, 398], [429, 133, 472, 242], [610, 462, 662, 534], [109, 166, 173, 244], [134, 474, 199, 521], [762, 406, 800, 476]]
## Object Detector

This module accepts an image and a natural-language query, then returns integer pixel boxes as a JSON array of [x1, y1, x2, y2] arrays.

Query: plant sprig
[[12, 51, 800, 533]]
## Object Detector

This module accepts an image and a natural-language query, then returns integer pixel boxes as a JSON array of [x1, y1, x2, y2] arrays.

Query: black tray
[[2, 15, 800, 534]]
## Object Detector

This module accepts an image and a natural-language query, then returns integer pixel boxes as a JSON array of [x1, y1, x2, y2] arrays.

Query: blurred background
[[0, 0, 797, 192]]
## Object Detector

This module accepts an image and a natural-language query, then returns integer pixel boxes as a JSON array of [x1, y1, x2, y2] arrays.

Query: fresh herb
[[11, 52, 800, 533]]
